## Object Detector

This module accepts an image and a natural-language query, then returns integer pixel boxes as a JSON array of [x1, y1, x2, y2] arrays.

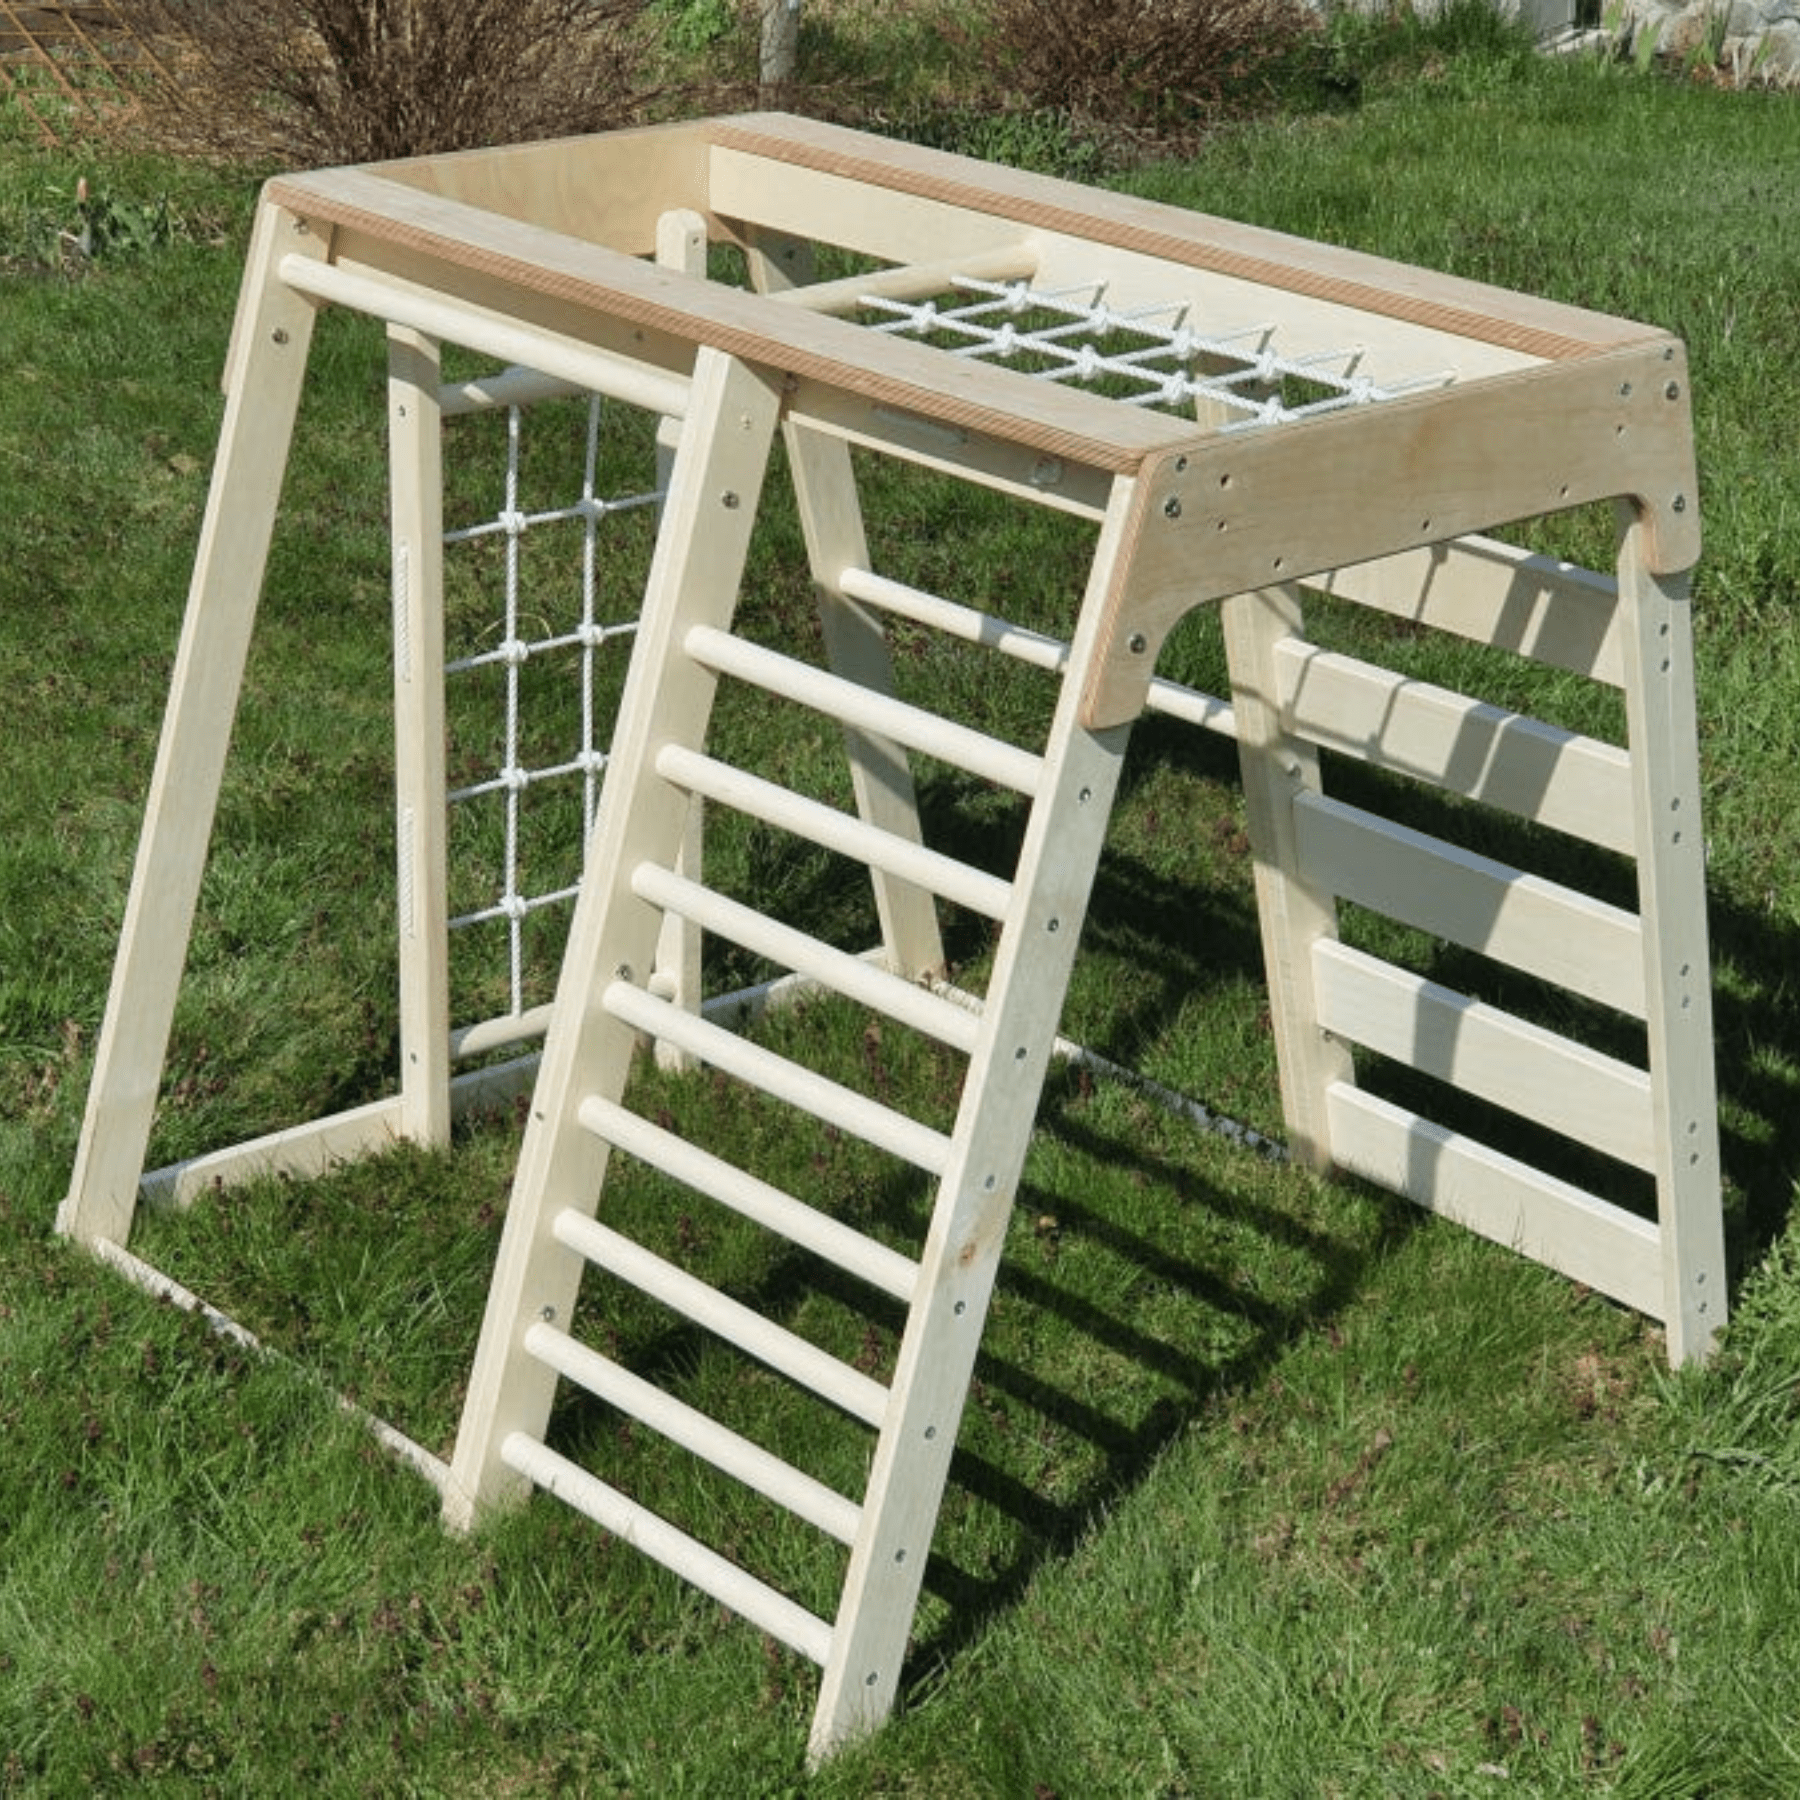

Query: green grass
[[5, 17, 1800, 1794]]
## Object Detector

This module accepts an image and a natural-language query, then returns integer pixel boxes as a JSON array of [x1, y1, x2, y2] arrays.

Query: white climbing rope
[[443, 388, 662, 1017], [859, 275, 1451, 427]]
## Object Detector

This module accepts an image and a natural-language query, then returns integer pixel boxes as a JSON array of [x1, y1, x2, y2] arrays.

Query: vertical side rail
[[787, 422, 949, 980], [1220, 584, 1355, 1170], [808, 477, 1142, 1763], [1615, 510, 1726, 1363], [59, 204, 329, 1248], [388, 326, 453, 1147], [746, 228, 947, 981], [651, 209, 710, 1068], [444, 350, 784, 1528]]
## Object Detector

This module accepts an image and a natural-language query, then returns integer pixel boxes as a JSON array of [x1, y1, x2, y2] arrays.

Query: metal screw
[[1127, 632, 1148, 654], [1672, 494, 1688, 513], [271, 327, 290, 346], [1665, 381, 1681, 400], [720, 490, 740, 509], [1162, 496, 1183, 519]]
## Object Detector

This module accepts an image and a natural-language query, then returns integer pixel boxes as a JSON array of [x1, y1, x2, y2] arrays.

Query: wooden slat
[[1307, 535, 1624, 687], [1293, 792, 1646, 1017], [1325, 1083, 1662, 1316], [1312, 941, 1655, 1170], [1274, 642, 1635, 854]]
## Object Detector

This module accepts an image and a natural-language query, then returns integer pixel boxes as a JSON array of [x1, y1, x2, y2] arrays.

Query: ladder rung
[[657, 745, 1012, 921], [604, 981, 954, 1177], [839, 564, 1236, 738], [685, 625, 1045, 796], [579, 1096, 918, 1302], [523, 1322, 864, 1544], [551, 1208, 891, 1427], [500, 1432, 835, 1666], [632, 862, 981, 1055]]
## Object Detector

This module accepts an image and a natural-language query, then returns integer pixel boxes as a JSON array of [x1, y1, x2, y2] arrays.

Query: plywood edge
[[709, 114, 1666, 362], [1080, 342, 1698, 728]]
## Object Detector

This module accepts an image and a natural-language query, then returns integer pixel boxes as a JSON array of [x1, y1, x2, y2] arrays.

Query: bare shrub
[[133, 0, 658, 166], [985, 0, 1322, 134]]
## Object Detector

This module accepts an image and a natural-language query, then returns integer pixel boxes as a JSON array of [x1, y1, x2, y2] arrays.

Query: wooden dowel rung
[[279, 254, 691, 420], [631, 862, 979, 1054], [550, 1208, 890, 1427], [684, 625, 1044, 796], [522, 1323, 863, 1543], [604, 981, 953, 1177], [500, 1432, 834, 1665], [438, 366, 591, 416], [839, 564, 1235, 737], [578, 1095, 918, 1301], [656, 745, 1012, 920]]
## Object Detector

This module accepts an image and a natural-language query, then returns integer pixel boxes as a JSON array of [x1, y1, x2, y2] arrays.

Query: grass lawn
[[4, 17, 1800, 1795]]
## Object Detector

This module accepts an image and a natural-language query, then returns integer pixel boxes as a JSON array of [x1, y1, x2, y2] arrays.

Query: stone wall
[[1606, 0, 1800, 82]]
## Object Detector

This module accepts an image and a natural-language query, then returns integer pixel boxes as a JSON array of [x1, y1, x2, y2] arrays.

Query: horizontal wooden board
[[1307, 535, 1624, 687], [1313, 941, 1655, 1170], [1274, 642, 1635, 853], [1293, 792, 1646, 1017], [1325, 1082, 1662, 1315]]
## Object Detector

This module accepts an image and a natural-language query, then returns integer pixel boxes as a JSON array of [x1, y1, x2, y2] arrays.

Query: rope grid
[[443, 389, 661, 1018], [859, 276, 1452, 426]]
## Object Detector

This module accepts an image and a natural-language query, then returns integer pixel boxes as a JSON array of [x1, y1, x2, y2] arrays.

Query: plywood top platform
[[261, 114, 1684, 477]]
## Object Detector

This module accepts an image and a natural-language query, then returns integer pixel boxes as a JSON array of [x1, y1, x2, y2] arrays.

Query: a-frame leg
[[786, 420, 949, 983], [59, 202, 329, 1249], [1615, 511, 1726, 1363], [445, 346, 786, 1525], [1220, 583, 1355, 1171], [744, 227, 946, 984], [388, 324, 455, 1149], [806, 479, 1142, 1761]]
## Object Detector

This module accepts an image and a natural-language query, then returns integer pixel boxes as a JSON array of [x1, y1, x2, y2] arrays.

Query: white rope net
[[442, 387, 661, 1026], [858, 276, 1451, 427]]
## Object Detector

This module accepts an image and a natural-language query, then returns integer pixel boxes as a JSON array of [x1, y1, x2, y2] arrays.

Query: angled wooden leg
[[445, 348, 785, 1529], [745, 227, 947, 982], [787, 420, 948, 982], [388, 324, 454, 1148], [1221, 584, 1355, 1171], [1615, 511, 1726, 1363], [651, 208, 710, 1069], [806, 476, 1141, 1763], [59, 201, 328, 1249]]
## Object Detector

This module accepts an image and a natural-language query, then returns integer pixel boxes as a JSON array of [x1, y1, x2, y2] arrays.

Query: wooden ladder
[[444, 342, 1148, 1762]]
